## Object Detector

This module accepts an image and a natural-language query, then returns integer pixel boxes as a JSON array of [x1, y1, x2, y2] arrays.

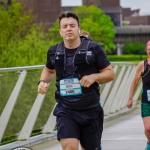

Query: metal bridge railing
[[0, 62, 142, 149]]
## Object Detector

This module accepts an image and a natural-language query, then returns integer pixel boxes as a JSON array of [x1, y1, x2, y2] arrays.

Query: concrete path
[[102, 104, 146, 150], [31, 104, 147, 150]]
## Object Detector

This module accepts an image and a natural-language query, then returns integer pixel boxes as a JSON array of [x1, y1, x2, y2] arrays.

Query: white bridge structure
[[0, 62, 143, 150]]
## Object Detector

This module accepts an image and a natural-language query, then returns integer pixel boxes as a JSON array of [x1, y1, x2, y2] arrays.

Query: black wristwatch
[[38, 80, 46, 85]]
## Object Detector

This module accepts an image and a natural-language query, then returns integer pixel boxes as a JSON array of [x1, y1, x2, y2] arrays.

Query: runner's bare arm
[[79, 65, 115, 88], [39, 67, 55, 83], [128, 61, 144, 100], [38, 67, 55, 94]]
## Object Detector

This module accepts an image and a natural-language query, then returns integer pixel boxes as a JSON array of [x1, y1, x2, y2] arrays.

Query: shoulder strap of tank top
[[79, 38, 91, 51], [56, 41, 64, 54], [144, 59, 147, 70]]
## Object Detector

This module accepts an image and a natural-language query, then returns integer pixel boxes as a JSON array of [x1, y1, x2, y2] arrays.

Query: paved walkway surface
[[102, 104, 146, 150], [31, 104, 147, 150]]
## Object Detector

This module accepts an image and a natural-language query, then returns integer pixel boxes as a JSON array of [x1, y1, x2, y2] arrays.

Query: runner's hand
[[127, 99, 133, 109], [79, 75, 95, 88], [38, 81, 48, 94]]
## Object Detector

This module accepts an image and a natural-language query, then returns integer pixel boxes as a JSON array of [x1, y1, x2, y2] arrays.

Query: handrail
[[0, 62, 136, 72], [0, 65, 44, 72], [0, 62, 141, 149]]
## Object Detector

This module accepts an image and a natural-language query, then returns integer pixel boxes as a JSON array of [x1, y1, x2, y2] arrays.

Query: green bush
[[107, 55, 147, 62], [123, 42, 146, 55]]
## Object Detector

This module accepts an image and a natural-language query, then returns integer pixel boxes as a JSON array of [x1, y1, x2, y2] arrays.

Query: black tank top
[[141, 59, 150, 103]]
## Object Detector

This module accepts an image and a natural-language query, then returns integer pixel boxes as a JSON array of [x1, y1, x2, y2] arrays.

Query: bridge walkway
[[31, 103, 146, 150], [0, 63, 144, 150]]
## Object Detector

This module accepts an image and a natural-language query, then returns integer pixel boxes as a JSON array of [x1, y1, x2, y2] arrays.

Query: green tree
[[0, 1, 33, 52], [0, 26, 52, 67], [0, 1, 51, 67], [49, 5, 116, 52]]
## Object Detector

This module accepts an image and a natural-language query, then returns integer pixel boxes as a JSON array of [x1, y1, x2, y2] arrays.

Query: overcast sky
[[61, 0, 150, 15], [120, 0, 150, 15], [61, 0, 82, 7]]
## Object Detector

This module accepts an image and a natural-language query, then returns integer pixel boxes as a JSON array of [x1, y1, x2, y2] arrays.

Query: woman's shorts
[[141, 103, 150, 118]]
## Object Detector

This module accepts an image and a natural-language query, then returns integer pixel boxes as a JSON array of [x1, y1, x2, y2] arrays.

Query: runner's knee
[[60, 138, 79, 150], [145, 126, 150, 133]]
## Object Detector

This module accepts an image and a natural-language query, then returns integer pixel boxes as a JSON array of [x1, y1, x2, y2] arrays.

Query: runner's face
[[59, 17, 80, 41], [146, 45, 150, 57]]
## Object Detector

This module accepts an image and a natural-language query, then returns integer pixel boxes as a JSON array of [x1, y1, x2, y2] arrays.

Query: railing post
[[18, 93, 46, 140], [100, 65, 118, 107], [0, 70, 27, 142]]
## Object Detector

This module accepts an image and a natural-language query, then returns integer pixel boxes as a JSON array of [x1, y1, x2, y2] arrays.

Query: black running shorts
[[54, 104, 104, 150]]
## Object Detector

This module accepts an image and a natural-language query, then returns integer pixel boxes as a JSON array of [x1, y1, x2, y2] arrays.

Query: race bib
[[60, 78, 82, 96], [147, 90, 150, 101]]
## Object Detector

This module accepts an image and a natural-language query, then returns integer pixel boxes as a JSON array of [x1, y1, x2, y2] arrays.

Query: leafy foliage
[[108, 54, 147, 62], [123, 42, 146, 55], [49, 20, 62, 45], [0, 1, 51, 67], [0, 3, 117, 67], [74, 5, 116, 51]]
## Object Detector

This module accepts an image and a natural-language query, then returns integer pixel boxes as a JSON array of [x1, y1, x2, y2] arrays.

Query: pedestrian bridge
[[0, 62, 146, 150]]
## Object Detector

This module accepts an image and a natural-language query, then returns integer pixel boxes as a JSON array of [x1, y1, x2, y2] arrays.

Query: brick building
[[62, 0, 122, 26], [9, 0, 150, 27], [121, 7, 150, 25], [99, 0, 122, 26], [17, 0, 61, 27], [82, 0, 101, 6], [9, 0, 122, 27], [127, 15, 150, 25], [122, 8, 140, 20]]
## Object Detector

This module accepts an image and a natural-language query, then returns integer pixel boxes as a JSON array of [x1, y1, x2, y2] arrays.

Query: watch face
[[13, 147, 32, 150]]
